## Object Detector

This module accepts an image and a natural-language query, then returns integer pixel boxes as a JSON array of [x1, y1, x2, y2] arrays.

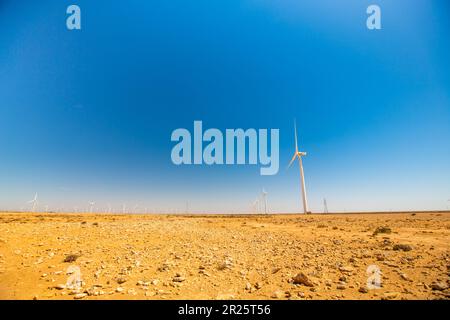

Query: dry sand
[[0, 212, 448, 300]]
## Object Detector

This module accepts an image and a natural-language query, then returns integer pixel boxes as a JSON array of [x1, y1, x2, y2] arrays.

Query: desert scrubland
[[0, 212, 448, 300]]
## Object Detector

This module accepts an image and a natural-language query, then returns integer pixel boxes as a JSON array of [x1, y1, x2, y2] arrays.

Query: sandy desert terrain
[[0, 212, 449, 300]]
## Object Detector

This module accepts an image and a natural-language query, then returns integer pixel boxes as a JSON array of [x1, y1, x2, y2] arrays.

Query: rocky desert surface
[[0, 212, 449, 300]]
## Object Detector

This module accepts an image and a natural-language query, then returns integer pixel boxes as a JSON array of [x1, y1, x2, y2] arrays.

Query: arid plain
[[0, 212, 448, 300]]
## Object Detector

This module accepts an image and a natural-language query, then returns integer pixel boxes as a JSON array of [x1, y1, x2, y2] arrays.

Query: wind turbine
[[252, 199, 259, 214], [122, 203, 127, 214], [323, 198, 328, 214], [261, 189, 268, 214], [28, 193, 38, 212], [88, 201, 95, 213], [288, 120, 310, 214]]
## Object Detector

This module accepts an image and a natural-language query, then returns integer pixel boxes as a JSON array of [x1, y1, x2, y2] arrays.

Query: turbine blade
[[288, 153, 297, 168], [294, 119, 299, 153]]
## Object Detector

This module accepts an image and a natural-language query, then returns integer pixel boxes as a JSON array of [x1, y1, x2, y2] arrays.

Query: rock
[[245, 283, 252, 290], [54, 284, 66, 290], [292, 273, 314, 287], [373, 226, 391, 236], [393, 244, 412, 252], [271, 290, 284, 299], [358, 286, 368, 293], [431, 282, 447, 291], [73, 293, 87, 299], [64, 254, 80, 263], [216, 293, 235, 300], [337, 284, 346, 290], [255, 282, 263, 290], [173, 275, 185, 282], [376, 254, 385, 261], [272, 267, 281, 274], [116, 277, 127, 284], [116, 287, 124, 293], [382, 292, 400, 300], [400, 273, 409, 281], [339, 266, 354, 274]]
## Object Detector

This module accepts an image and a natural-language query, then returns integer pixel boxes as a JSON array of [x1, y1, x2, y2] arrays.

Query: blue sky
[[0, 0, 449, 213]]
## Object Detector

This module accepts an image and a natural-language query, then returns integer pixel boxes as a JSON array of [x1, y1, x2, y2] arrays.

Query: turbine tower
[[252, 198, 260, 214], [261, 189, 268, 214], [288, 120, 309, 214], [28, 193, 38, 212], [88, 201, 95, 213], [323, 198, 328, 214]]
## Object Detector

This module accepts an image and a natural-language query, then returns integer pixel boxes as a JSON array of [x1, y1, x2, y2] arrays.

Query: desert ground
[[0, 212, 449, 300]]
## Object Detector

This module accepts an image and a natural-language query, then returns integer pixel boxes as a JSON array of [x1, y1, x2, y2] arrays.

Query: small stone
[[400, 273, 409, 281], [54, 284, 66, 290], [73, 293, 87, 299], [339, 266, 354, 274], [292, 273, 314, 287], [245, 283, 252, 291], [358, 286, 368, 293], [255, 282, 263, 290], [116, 287, 124, 293], [216, 293, 235, 300], [272, 267, 281, 274], [271, 290, 284, 299], [116, 277, 127, 284], [64, 254, 79, 263], [431, 282, 447, 291], [373, 226, 391, 236], [173, 276, 185, 282], [382, 292, 400, 300], [393, 244, 412, 252], [337, 284, 346, 290]]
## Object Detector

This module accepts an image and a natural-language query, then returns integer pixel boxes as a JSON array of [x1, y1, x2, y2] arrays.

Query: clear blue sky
[[0, 0, 449, 213]]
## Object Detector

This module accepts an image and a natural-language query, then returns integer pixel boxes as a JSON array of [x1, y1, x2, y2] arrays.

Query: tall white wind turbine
[[88, 201, 95, 213], [28, 193, 38, 212], [288, 120, 310, 214], [261, 189, 268, 214], [252, 198, 260, 214]]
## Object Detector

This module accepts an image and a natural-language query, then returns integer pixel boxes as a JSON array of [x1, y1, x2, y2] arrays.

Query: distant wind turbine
[[28, 193, 38, 212], [323, 198, 328, 214], [252, 198, 260, 214], [88, 201, 95, 213], [261, 189, 268, 214], [288, 119, 310, 214]]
